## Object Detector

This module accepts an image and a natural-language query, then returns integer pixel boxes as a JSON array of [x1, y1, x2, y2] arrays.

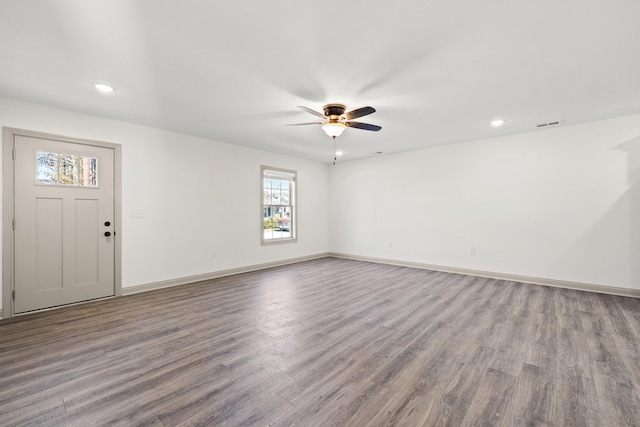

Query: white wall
[[3, 95, 639, 310], [330, 114, 640, 291], [0, 97, 330, 307]]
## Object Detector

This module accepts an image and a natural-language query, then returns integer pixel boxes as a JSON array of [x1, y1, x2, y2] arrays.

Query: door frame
[[2, 127, 122, 318]]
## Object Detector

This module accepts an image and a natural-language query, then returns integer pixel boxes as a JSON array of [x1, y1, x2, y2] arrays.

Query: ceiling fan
[[286, 104, 381, 139]]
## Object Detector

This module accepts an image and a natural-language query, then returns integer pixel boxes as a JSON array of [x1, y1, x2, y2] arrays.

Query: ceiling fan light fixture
[[322, 122, 346, 139]]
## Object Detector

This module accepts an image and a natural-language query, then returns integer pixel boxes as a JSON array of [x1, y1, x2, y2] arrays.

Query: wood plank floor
[[1, 257, 640, 426]]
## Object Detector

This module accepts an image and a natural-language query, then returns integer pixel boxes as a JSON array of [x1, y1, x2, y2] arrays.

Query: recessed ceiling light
[[490, 119, 505, 127], [335, 151, 343, 156], [94, 83, 115, 93]]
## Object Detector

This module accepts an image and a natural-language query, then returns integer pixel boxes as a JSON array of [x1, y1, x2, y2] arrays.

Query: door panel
[[14, 135, 115, 313], [75, 199, 99, 285], [36, 197, 63, 291]]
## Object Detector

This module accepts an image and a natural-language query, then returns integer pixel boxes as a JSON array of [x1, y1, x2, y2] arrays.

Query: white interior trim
[[125, 252, 640, 300], [4, 251, 637, 319], [330, 253, 640, 299], [122, 253, 330, 296]]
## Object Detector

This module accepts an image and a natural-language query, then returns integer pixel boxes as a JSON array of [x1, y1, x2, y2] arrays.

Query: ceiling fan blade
[[297, 106, 326, 119], [285, 122, 325, 127], [345, 106, 376, 120], [345, 121, 382, 131]]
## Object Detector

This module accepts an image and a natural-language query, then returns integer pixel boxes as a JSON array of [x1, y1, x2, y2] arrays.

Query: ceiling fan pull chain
[[333, 139, 337, 165]]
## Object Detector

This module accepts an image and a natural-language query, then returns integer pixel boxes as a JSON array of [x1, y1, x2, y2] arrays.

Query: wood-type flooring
[[1, 257, 639, 426]]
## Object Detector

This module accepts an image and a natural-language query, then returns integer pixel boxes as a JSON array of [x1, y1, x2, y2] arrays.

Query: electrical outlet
[[469, 247, 476, 255], [388, 241, 393, 248], [211, 250, 217, 258]]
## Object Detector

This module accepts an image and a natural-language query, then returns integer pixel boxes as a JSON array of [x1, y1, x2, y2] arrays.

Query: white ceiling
[[1, 0, 639, 163]]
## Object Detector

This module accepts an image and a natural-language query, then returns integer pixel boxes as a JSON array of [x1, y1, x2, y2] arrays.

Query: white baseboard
[[122, 253, 331, 296], [7, 252, 635, 319], [329, 252, 640, 299]]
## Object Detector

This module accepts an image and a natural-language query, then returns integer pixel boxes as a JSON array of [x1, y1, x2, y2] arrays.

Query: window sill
[[261, 237, 297, 246]]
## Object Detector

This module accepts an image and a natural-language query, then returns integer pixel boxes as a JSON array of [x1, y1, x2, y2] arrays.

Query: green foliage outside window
[[263, 217, 278, 229]]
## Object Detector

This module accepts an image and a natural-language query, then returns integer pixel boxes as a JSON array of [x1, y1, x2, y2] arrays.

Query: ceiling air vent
[[536, 120, 563, 128]]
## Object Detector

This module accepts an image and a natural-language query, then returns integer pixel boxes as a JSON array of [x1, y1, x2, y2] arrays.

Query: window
[[37, 151, 98, 187], [262, 166, 296, 244]]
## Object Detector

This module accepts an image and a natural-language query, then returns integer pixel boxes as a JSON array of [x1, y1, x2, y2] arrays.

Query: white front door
[[13, 134, 115, 313]]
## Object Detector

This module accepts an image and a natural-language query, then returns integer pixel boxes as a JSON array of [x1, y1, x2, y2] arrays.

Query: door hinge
[[12, 219, 15, 230], [12, 290, 15, 300], [12, 148, 16, 160]]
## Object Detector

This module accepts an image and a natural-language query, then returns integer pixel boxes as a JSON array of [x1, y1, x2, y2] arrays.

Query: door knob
[[104, 221, 111, 227], [104, 231, 111, 237]]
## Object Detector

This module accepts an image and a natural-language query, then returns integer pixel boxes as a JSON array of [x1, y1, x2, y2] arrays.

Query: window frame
[[261, 165, 297, 245]]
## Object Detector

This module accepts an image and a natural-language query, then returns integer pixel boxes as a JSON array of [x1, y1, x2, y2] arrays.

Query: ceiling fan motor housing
[[323, 104, 346, 119]]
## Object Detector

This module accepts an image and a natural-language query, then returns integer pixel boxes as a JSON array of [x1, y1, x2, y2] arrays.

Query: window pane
[[59, 154, 78, 185], [263, 205, 292, 240], [37, 151, 98, 187], [77, 156, 98, 186], [264, 207, 277, 230], [265, 179, 291, 205], [271, 190, 281, 204], [37, 151, 58, 184]]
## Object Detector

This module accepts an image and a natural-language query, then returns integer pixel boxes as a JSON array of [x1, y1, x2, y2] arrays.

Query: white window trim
[[261, 165, 297, 245]]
